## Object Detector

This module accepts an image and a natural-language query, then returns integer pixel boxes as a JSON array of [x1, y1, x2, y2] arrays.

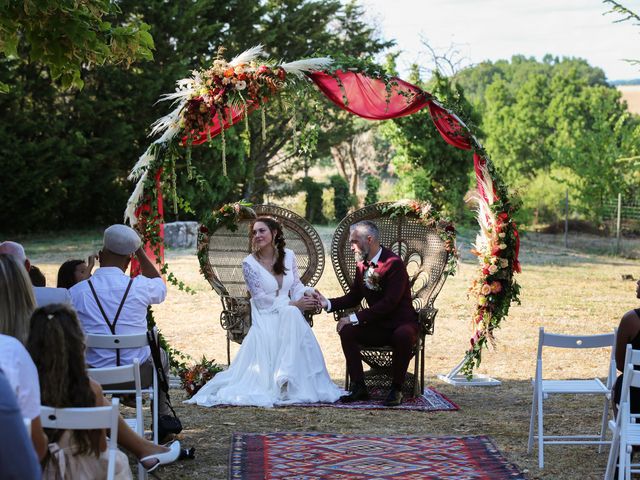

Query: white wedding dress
[[186, 248, 343, 407]]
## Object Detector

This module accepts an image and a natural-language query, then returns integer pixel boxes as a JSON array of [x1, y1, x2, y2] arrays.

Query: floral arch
[[125, 45, 521, 377]]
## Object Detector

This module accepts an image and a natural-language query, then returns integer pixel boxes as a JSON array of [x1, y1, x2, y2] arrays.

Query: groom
[[316, 220, 419, 406]]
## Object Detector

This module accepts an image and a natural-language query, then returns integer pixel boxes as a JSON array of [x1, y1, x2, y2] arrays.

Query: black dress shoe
[[340, 382, 369, 403], [383, 388, 403, 407]]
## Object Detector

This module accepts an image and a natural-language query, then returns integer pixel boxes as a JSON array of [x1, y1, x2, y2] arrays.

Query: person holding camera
[[70, 224, 180, 441]]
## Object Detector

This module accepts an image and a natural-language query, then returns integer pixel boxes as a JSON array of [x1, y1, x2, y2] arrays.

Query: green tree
[[330, 174, 352, 221], [0, 0, 154, 90], [0, 0, 393, 232], [455, 55, 639, 222], [381, 68, 479, 217], [364, 176, 381, 205]]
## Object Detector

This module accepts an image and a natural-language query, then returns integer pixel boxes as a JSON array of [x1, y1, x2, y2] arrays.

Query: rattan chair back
[[331, 202, 450, 320]]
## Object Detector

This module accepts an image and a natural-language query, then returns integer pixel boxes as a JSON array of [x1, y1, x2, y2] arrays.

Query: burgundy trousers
[[339, 321, 420, 387]]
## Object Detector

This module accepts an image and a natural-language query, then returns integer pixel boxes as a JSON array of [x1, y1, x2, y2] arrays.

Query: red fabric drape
[[427, 101, 472, 150], [308, 71, 430, 120], [307, 70, 520, 271], [131, 169, 164, 278]]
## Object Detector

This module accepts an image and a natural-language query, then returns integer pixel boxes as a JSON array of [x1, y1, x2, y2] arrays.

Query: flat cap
[[103, 224, 141, 256]]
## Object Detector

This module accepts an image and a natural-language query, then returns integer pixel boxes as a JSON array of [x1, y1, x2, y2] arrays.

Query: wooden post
[[564, 190, 569, 249], [616, 193, 622, 255]]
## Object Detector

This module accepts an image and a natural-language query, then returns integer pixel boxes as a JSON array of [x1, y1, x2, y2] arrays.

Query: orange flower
[[223, 67, 235, 77]]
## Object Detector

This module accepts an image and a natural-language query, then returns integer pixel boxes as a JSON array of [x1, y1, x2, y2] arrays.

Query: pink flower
[[490, 281, 502, 294], [480, 284, 491, 295], [488, 264, 498, 275]]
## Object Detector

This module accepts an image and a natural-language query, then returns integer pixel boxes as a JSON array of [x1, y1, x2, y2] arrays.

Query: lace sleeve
[[242, 261, 275, 311], [289, 251, 314, 301]]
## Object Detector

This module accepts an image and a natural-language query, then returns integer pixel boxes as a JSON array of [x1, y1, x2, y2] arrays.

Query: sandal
[[140, 440, 181, 473]]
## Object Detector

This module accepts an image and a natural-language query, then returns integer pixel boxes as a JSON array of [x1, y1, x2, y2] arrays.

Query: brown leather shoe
[[340, 382, 369, 403]]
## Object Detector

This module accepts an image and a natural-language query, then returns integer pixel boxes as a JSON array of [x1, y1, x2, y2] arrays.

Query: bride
[[187, 216, 343, 407]]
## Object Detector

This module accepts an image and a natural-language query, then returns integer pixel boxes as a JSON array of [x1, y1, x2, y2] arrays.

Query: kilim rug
[[294, 387, 459, 412], [206, 387, 458, 412], [229, 432, 525, 480]]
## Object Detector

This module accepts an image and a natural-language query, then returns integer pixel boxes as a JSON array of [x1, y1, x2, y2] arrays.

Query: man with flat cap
[[70, 224, 172, 422]]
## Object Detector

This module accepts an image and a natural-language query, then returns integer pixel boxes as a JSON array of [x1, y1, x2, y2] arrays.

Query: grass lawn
[[17, 229, 640, 479]]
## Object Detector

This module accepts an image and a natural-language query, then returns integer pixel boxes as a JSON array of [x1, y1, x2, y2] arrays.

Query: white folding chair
[[85, 332, 159, 444], [527, 327, 616, 469], [605, 345, 640, 480], [89, 360, 146, 479], [23, 418, 31, 438], [41, 398, 120, 480]]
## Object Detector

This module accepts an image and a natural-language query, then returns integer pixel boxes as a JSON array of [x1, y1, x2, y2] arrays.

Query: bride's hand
[[293, 296, 319, 312]]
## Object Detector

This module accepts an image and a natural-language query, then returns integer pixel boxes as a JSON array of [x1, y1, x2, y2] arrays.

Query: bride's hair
[[250, 216, 287, 275]]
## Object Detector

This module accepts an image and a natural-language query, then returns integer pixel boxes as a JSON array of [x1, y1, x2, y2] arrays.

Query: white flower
[[235, 80, 247, 91], [499, 243, 507, 250], [498, 232, 506, 238], [364, 266, 382, 291], [488, 264, 498, 275]]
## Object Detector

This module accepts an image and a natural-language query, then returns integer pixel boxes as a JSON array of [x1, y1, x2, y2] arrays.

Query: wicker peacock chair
[[330, 202, 452, 397], [198, 204, 325, 365]]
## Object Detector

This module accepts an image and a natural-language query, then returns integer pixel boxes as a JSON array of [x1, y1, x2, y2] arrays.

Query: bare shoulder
[[621, 308, 640, 326], [618, 308, 640, 338], [89, 379, 106, 406]]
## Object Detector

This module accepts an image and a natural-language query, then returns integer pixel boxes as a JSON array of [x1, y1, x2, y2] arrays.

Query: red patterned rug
[[207, 387, 458, 412], [296, 387, 458, 412], [229, 432, 525, 479]]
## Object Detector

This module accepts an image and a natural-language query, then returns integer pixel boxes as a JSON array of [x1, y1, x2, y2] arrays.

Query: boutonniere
[[363, 263, 382, 291]]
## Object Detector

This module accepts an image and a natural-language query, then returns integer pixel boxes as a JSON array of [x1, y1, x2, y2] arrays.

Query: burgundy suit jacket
[[329, 247, 417, 329]]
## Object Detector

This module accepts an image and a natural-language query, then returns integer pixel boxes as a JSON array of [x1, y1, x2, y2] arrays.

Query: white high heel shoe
[[140, 440, 181, 473]]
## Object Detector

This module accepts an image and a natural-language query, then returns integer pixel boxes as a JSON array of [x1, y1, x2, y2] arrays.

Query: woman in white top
[[188, 216, 343, 407], [0, 253, 48, 459]]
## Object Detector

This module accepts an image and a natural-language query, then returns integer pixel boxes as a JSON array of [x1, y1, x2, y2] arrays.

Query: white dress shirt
[[327, 247, 383, 325], [0, 334, 41, 420], [70, 267, 166, 368]]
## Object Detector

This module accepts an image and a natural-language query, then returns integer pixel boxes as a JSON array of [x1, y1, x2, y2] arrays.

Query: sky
[[361, 0, 640, 82]]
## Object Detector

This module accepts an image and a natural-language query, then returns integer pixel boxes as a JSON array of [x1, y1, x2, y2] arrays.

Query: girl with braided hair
[[187, 217, 343, 407]]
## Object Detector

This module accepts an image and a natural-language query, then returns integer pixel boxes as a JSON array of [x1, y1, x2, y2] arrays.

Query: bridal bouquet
[[179, 356, 224, 398]]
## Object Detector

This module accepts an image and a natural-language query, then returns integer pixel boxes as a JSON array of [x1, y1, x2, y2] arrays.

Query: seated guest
[[0, 370, 41, 479], [70, 225, 175, 431], [29, 264, 46, 287], [0, 241, 71, 306], [0, 253, 48, 460], [57, 255, 97, 289], [28, 304, 181, 476], [614, 278, 640, 413]]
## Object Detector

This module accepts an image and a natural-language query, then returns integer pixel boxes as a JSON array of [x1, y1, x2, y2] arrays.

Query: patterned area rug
[[295, 387, 459, 412], [206, 387, 458, 412], [229, 432, 526, 479]]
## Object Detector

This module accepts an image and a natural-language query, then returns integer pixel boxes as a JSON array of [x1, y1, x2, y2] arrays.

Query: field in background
[[21, 230, 640, 479], [618, 85, 640, 114]]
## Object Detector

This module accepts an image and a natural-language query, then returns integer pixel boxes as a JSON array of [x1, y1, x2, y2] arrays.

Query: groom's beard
[[354, 249, 369, 263]]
